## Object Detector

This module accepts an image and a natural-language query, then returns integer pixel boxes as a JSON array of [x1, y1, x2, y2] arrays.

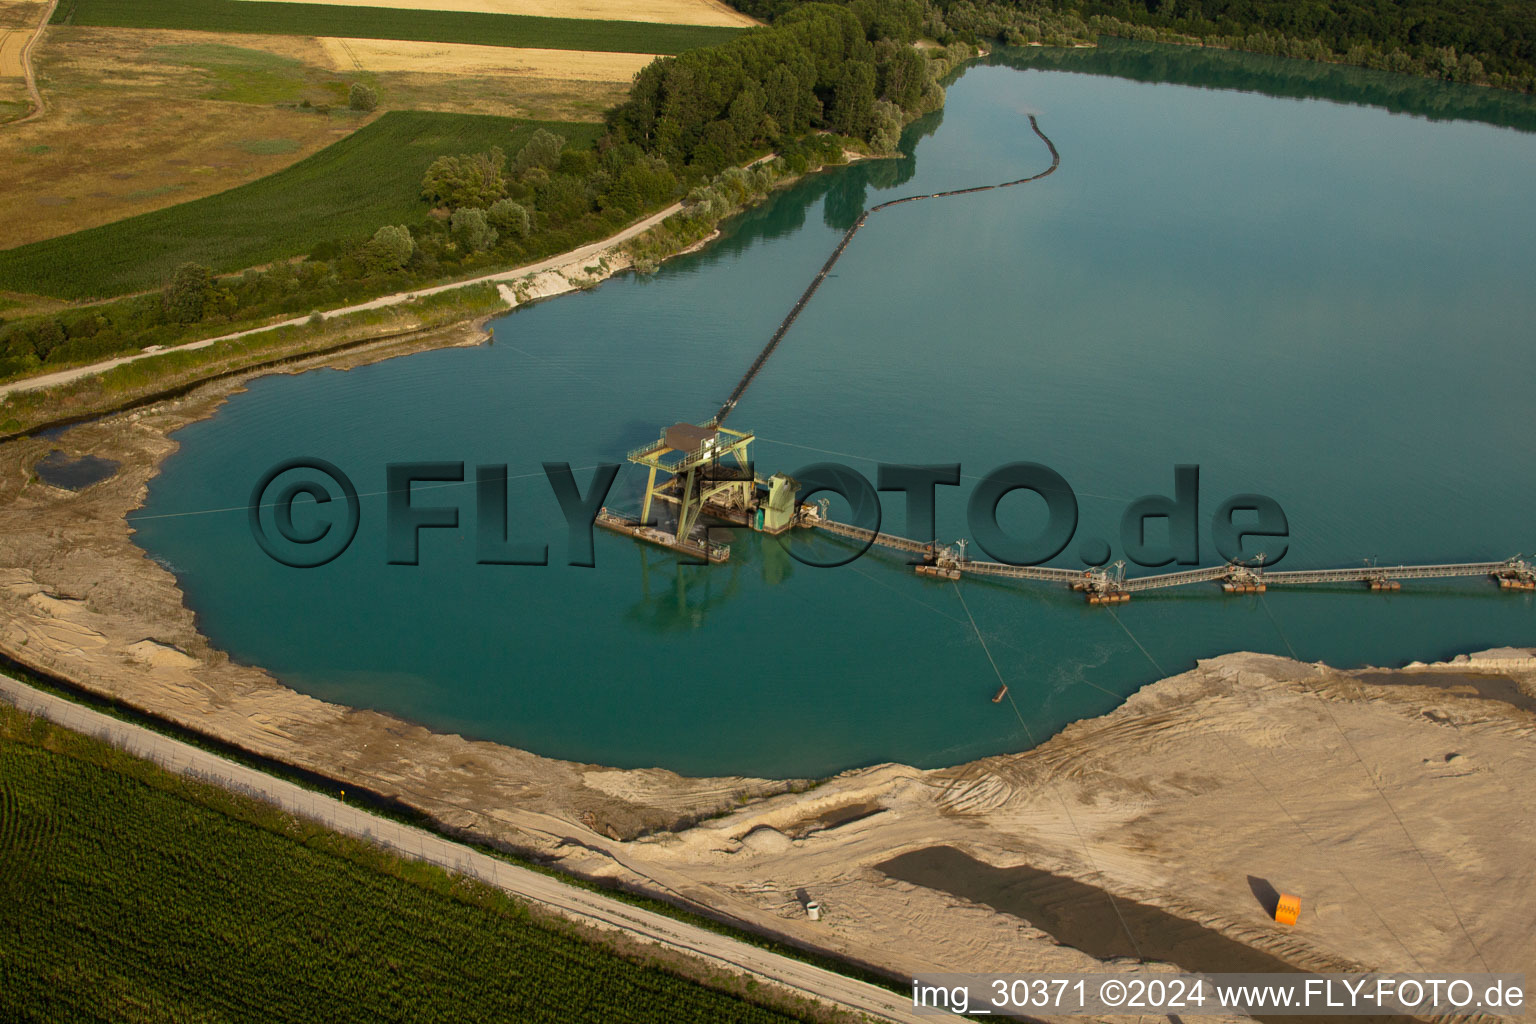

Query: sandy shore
[[0, 207, 1531, 1018], [2, 345, 1533, 1021]]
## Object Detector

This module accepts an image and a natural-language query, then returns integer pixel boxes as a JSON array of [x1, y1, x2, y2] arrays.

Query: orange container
[[1275, 893, 1301, 926]]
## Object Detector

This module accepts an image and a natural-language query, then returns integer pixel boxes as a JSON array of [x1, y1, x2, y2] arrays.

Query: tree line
[[0, 128, 682, 378], [1, 0, 969, 381], [734, 0, 1536, 90], [14, 0, 1528, 383], [1063, 0, 1534, 89], [606, 0, 947, 173]]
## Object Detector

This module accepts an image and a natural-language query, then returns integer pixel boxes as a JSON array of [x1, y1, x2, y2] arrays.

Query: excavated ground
[[2, 334, 1532, 1022]]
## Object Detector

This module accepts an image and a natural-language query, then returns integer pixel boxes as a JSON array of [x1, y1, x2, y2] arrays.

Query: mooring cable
[[1113, 597, 1432, 970], [122, 466, 596, 523], [1255, 592, 1490, 971], [952, 582, 1149, 963], [753, 435, 1130, 504]]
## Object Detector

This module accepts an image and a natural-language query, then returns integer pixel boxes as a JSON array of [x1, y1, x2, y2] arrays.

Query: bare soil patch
[[0, 2, 47, 113], [0, 26, 621, 249], [0, 27, 364, 247], [317, 36, 657, 80], [0, 28, 30, 78]]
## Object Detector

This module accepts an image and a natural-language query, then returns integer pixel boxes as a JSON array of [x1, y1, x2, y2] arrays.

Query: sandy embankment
[[0, 328, 802, 843], [2, 352, 1534, 1022], [0, 188, 1532, 1013]]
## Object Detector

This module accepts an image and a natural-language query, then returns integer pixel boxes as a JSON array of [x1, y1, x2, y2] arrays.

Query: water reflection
[[34, 451, 119, 491], [994, 39, 1536, 134], [624, 532, 798, 631]]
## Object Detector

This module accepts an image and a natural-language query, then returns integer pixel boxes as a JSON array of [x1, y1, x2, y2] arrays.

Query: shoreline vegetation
[[1, 2, 977, 432], [997, 35, 1536, 134], [820, 0, 1535, 91], [4, 6, 1534, 1013], [0, 287, 510, 439], [3, 0, 1533, 411]]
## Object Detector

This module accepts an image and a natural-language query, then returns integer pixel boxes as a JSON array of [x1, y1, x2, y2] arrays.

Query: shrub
[[164, 263, 213, 325], [422, 148, 507, 210], [450, 208, 497, 252], [363, 225, 415, 273], [869, 99, 904, 153], [534, 174, 591, 225], [486, 199, 530, 239], [511, 128, 566, 176], [348, 83, 379, 112]]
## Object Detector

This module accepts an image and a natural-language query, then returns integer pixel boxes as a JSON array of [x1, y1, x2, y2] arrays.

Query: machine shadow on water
[[623, 535, 800, 633]]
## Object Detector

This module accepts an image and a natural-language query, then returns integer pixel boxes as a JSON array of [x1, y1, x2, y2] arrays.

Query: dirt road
[[2, 0, 57, 125], [0, 199, 683, 401], [0, 672, 930, 1024]]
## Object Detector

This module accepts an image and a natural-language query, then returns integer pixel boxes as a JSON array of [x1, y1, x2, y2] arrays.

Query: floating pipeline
[[712, 114, 1061, 427]]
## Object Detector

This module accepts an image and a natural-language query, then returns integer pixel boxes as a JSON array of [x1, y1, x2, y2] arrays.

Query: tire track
[[6, 0, 60, 127], [0, 765, 59, 896]]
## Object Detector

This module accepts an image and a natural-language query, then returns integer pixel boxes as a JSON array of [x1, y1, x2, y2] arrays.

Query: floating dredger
[[597, 421, 1536, 606]]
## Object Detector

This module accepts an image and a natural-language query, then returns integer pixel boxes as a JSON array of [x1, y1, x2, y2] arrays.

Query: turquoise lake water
[[134, 44, 1536, 779]]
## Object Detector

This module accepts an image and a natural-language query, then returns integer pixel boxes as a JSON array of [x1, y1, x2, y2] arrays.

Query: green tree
[[163, 263, 213, 325], [828, 60, 877, 137], [511, 129, 567, 176], [850, 0, 923, 42], [876, 42, 926, 109], [450, 208, 498, 252], [868, 98, 904, 152], [603, 154, 677, 215], [348, 83, 379, 112], [208, 287, 240, 320], [485, 199, 530, 238], [535, 175, 592, 225], [421, 148, 507, 210], [363, 225, 415, 273], [726, 83, 769, 148], [761, 62, 818, 136], [33, 320, 66, 359]]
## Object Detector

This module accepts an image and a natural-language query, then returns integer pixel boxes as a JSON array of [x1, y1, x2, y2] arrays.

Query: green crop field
[[0, 112, 603, 300], [51, 0, 745, 55], [0, 704, 811, 1023]]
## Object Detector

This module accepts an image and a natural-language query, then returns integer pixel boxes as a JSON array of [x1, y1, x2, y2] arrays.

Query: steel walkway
[[803, 511, 1536, 602]]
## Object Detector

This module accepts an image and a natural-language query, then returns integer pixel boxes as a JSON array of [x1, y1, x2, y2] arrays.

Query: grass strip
[[52, 0, 745, 55], [0, 113, 602, 299]]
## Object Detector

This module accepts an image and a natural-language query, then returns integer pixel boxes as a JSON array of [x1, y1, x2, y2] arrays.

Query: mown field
[[51, 0, 745, 54], [0, 112, 603, 299], [0, 704, 812, 1023]]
